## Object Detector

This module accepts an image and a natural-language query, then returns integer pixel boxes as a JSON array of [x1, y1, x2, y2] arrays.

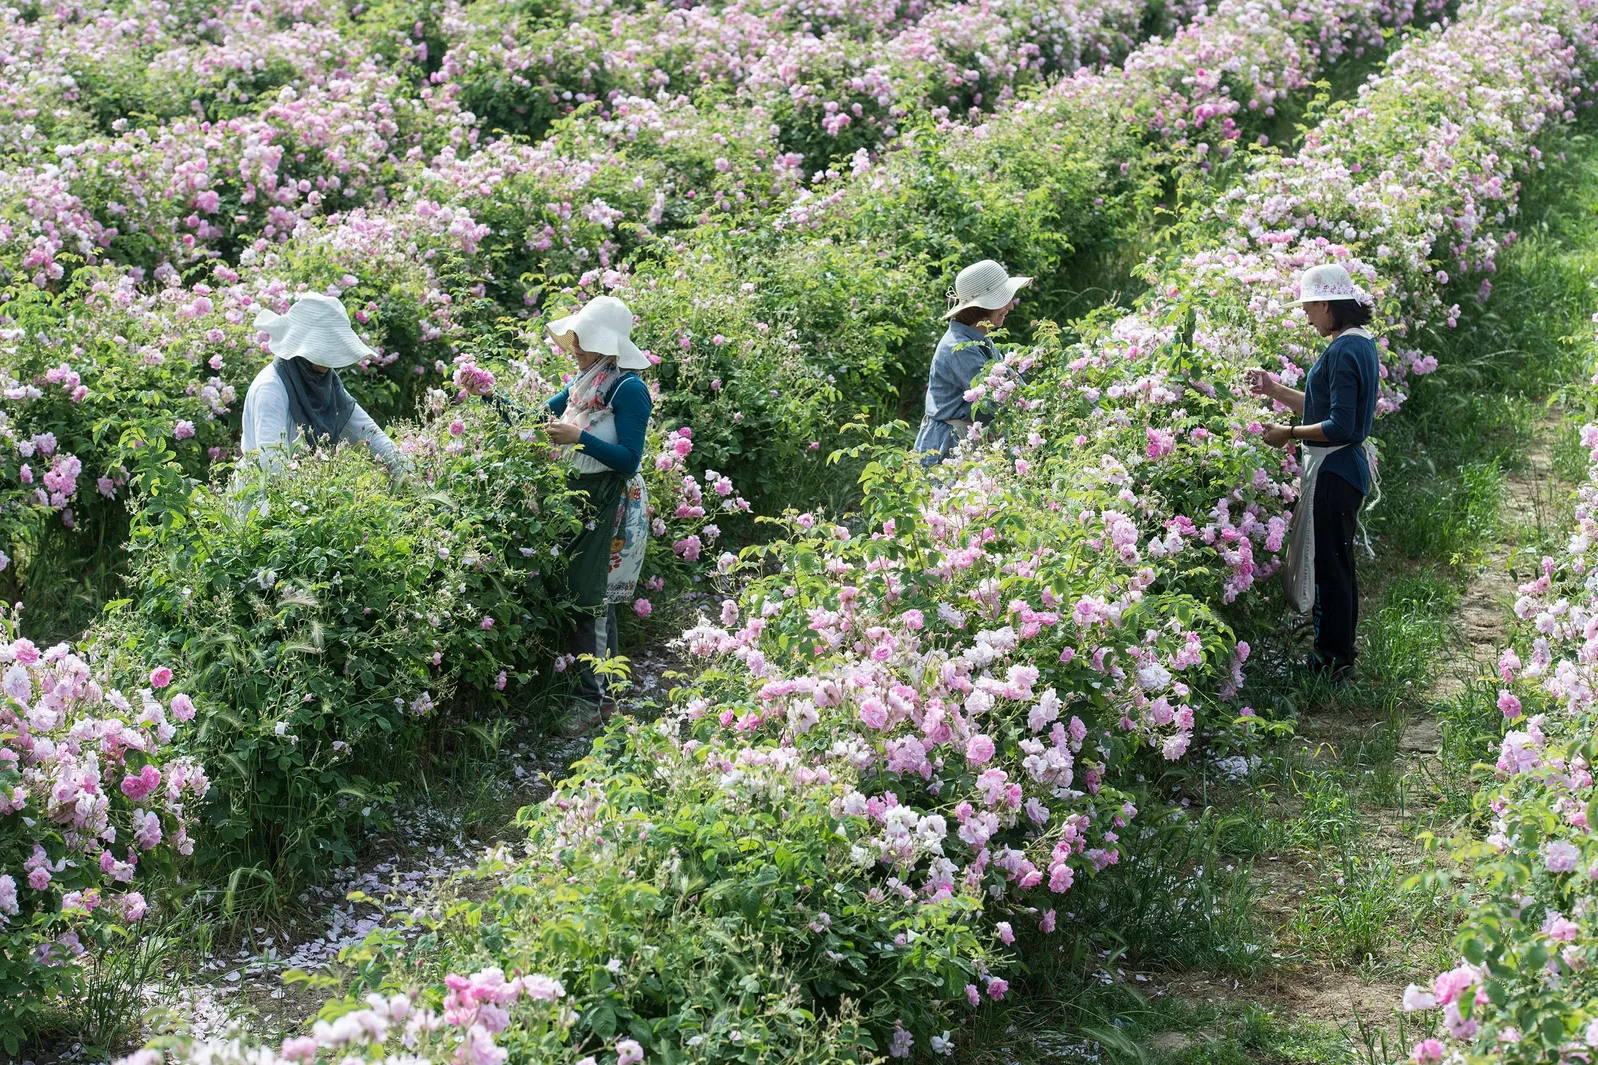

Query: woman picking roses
[[1248, 263, 1380, 681]]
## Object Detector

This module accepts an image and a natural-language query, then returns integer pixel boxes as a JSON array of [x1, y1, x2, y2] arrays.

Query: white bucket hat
[[253, 293, 376, 369], [546, 295, 649, 370], [944, 259, 1032, 319], [1293, 263, 1371, 305]]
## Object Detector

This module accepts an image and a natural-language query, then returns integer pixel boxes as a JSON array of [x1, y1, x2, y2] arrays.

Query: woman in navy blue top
[[1249, 264, 1380, 680]]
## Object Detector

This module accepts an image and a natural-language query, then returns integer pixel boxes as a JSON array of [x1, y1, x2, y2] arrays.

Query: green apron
[[564, 470, 626, 613]]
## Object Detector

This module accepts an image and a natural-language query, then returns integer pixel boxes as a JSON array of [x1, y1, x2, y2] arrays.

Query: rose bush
[[1397, 316, 1598, 1065], [0, 614, 207, 1053], [84, 337, 745, 889]]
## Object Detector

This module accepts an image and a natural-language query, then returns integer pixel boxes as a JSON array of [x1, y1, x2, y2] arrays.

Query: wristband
[[1288, 425, 1299, 440]]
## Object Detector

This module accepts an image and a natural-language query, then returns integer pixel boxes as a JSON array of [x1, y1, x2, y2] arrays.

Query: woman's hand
[[545, 421, 582, 446], [1246, 368, 1277, 398], [1261, 424, 1294, 449]]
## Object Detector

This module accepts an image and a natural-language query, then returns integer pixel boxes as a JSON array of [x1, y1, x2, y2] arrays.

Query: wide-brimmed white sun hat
[[253, 293, 376, 369], [944, 259, 1032, 319], [1293, 263, 1371, 305], [546, 295, 649, 370]]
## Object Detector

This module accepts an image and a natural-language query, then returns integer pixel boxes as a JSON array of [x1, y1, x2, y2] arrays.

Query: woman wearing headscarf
[[1248, 263, 1380, 682], [240, 293, 409, 477], [914, 259, 1031, 464], [541, 295, 654, 735]]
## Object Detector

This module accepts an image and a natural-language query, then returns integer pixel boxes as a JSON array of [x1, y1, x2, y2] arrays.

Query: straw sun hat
[[1293, 263, 1373, 305], [546, 295, 650, 370], [944, 259, 1032, 319], [253, 293, 376, 369]]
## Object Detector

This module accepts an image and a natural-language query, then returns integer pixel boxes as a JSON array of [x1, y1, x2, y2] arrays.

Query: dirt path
[[1401, 420, 1561, 755]]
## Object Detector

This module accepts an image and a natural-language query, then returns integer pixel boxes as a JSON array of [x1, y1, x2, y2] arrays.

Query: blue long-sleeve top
[[1301, 330, 1379, 494], [547, 373, 653, 476]]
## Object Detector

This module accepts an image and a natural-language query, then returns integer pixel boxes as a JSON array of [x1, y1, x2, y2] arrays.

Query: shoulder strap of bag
[[601, 370, 640, 408]]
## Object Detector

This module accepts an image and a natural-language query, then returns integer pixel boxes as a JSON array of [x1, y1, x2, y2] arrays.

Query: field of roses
[[3, 0, 1597, 1056]]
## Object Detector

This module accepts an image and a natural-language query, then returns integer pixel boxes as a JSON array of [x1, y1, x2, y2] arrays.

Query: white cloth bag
[[1281, 440, 1379, 613], [1281, 443, 1347, 613]]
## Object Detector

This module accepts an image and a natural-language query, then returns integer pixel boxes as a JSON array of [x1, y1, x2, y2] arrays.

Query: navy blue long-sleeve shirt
[[547, 373, 652, 476], [1301, 330, 1379, 494]]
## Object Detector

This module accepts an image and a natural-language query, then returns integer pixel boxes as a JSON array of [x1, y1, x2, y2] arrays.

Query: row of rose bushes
[[0, 620, 208, 1056], [3, 0, 1175, 163], [117, 0, 1598, 1060], [1398, 315, 1598, 1064], [605, 0, 1446, 504], [0, 0, 1414, 332], [0, 0, 1167, 286]]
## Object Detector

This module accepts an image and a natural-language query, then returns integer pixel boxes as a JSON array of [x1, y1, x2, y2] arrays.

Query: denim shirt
[[914, 321, 997, 458], [1302, 329, 1379, 493]]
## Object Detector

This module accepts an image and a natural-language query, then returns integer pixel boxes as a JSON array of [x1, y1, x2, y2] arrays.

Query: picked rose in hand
[[545, 421, 582, 446], [1261, 424, 1294, 449]]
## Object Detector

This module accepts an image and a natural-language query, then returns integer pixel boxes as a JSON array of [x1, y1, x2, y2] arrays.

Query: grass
[[1285, 849, 1423, 971]]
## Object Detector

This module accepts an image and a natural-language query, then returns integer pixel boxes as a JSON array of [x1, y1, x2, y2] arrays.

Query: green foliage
[[93, 396, 582, 892]]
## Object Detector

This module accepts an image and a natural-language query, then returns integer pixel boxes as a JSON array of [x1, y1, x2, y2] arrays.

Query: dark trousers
[[571, 603, 620, 708], [1312, 471, 1364, 665]]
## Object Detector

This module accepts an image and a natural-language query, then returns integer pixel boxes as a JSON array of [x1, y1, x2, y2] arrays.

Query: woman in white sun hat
[[240, 292, 409, 477], [914, 259, 1031, 464], [1247, 263, 1380, 682], [540, 294, 655, 735]]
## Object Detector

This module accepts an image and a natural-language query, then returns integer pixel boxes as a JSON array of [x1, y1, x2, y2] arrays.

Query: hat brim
[[282, 342, 372, 369], [547, 317, 650, 370], [944, 275, 1033, 319], [254, 307, 376, 369]]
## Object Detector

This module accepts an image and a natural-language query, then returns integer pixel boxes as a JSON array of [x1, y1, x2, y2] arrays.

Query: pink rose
[[170, 693, 196, 722], [120, 764, 161, 802], [966, 734, 996, 765], [1411, 1040, 1445, 1064]]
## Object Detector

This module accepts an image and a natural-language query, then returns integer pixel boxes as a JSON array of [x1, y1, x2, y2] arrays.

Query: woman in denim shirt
[[915, 260, 1031, 463]]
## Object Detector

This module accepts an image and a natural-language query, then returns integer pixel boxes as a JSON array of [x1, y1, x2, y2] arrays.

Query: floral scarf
[[556, 357, 621, 436]]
